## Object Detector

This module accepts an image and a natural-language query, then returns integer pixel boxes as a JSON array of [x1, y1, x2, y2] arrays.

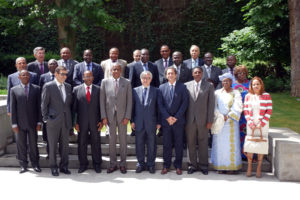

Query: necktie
[[40, 63, 44, 74], [114, 79, 118, 95], [195, 82, 199, 99], [51, 74, 55, 81], [164, 59, 168, 68], [230, 68, 233, 75], [143, 63, 148, 71], [207, 67, 211, 78], [24, 85, 29, 98], [64, 60, 68, 69], [192, 60, 195, 68], [86, 86, 91, 103], [89, 64, 92, 71], [170, 84, 174, 101], [142, 87, 147, 105], [58, 84, 65, 102]]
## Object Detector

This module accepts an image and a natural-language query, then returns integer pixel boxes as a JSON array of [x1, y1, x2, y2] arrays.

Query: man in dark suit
[[7, 57, 38, 115], [155, 45, 173, 85], [172, 51, 192, 83], [185, 67, 215, 175], [100, 63, 132, 174], [201, 52, 223, 89], [222, 55, 237, 82], [158, 67, 189, 175], [41, 66, 73, 176], [39, 59, 58, 157], [10, 70, 42, 173], [183, 45, 204, 69], [57, 47, 78, 87], [73, 70, 102, 173], [129, 48, 160, 88], [73, 49, 104, 87], [131, 71, 161, 174], [125, 49, 141, 79], [27, 47, 49, 79]]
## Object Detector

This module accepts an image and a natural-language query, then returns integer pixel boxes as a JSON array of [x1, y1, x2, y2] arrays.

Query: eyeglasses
[[141, 77, 151, 80], [59, 73, 68, 76]]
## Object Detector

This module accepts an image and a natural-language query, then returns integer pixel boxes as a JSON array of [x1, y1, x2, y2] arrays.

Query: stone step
[[5, 142, 191, 157], [0, 154, 272, 172]]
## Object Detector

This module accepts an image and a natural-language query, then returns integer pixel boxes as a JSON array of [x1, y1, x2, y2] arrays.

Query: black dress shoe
[[19, 166, 28, 174], [187, 167, 197, 174], [120, 166, 127, 174], [148, 167, 155, 174], [94, 165, 101, 173], [135, 166, 145, 173], [33, 166, 42, 173], [60, 168, 71, 175], [200, 169, 208, 175], [51, 168, 59, 176], [78, 166, 87, 173]]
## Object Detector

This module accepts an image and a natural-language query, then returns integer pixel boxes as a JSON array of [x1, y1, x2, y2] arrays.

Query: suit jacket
[[39, 72, 55, 89], [201, 65, 222, 89], [10, 84, 42, 130], [73, 62, 104, 87], [173, 63, 193, 83], [125, 61, 135, 79], [154, 58, 173, 85], [41, 81, 73, 129], [73, 84, 101, 132], [158, 82, 189, 126], [129, 61, 160, 88], [27, 61, 49, 78], [57, 59, 78, 86], [132, 86, 161, 132], [7, 71, 38, 113], [100, 77, 132, 123], [183, 58, 204, 69], [101, 59, 127, 79], [185, 80, 215, 127]]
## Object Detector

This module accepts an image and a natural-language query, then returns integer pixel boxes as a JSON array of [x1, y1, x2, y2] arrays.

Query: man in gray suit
[[73, 71, 102, 173], [7, 57, 38, 115], [57, 47, 78, 87], [201, 52, 223, 89], [125, 49, 141, 79], [41, 66, 73, 176], [185, 67, 215, 175], [222, 55, 237, 82], [172, 51, 192, 83], [10, 70, 42, 173], [101, 47, 127, 79], [183, 45, 204, 69], [27, 47, 49, 79], [100, 63, 132, 174], [154, 45, 173, 85], [131, 71, 161, 174]]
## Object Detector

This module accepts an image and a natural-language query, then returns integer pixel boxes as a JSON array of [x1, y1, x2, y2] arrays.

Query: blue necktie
[[142, 87, 147, 105], [143, 63, 148, 71], [170, 85, 174, 101]]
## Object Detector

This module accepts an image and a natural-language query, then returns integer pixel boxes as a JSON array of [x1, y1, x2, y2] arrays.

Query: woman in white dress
[[211, 73, 243, 174], [244, 77, 272, 178]]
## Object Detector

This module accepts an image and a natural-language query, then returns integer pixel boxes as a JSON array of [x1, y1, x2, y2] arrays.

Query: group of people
[[7, 44, 272, 178]]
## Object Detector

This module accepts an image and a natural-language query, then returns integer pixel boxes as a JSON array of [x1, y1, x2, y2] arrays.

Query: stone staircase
[[0, 131, 272, 172]]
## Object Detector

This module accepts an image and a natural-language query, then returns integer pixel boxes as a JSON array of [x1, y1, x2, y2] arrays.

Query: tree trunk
[[55, 0, 77, 58], [289, 0, 300, 97]]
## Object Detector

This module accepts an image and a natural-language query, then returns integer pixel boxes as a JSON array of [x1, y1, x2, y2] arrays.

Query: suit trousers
[[135, 129, 157, 168], [47, 121, 69, 169], [162, 123, 184, 169], [186, 121, 209, 170], [78, 128, 102, 167], [108, 114, 127, 168], [42, 122, 49, 155], [15, 128, 39, 167]]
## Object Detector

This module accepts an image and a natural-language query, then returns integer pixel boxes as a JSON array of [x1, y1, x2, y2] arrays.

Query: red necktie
[[86, 86, 91, 103]]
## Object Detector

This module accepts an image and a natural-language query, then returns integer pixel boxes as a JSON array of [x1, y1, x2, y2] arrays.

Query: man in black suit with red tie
[[73, 71, 102, 173]]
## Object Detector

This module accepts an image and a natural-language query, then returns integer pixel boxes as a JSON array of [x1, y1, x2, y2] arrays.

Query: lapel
[[80, 84, 88, 104], [54, 82, 65, 104], [137, 86, 143, 105], [147, 86, 153, 106], [196, 81, 206, 101], [90, 84, 97, 104], [116, 77, 124, 97], [188, 82, 197, 102]]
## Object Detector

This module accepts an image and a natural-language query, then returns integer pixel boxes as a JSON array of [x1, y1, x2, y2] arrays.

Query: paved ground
[[0, 167, 299, 200]]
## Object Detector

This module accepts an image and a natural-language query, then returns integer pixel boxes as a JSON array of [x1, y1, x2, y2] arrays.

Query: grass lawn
[[270, 92, 300, 133], [0, 89, 7, 95]]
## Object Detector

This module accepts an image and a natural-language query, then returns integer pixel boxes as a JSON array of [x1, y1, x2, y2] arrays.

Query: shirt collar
[[20, 83, 29, 88], [55, 78, 64, 87], [205, 64, 212, 69], [194, 80, 201, 86], [84, 61, 92, 66], [168, 81, 176, 87]]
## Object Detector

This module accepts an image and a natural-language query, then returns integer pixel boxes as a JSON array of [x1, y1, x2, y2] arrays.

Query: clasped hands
[[167, 116, 177, 126]]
